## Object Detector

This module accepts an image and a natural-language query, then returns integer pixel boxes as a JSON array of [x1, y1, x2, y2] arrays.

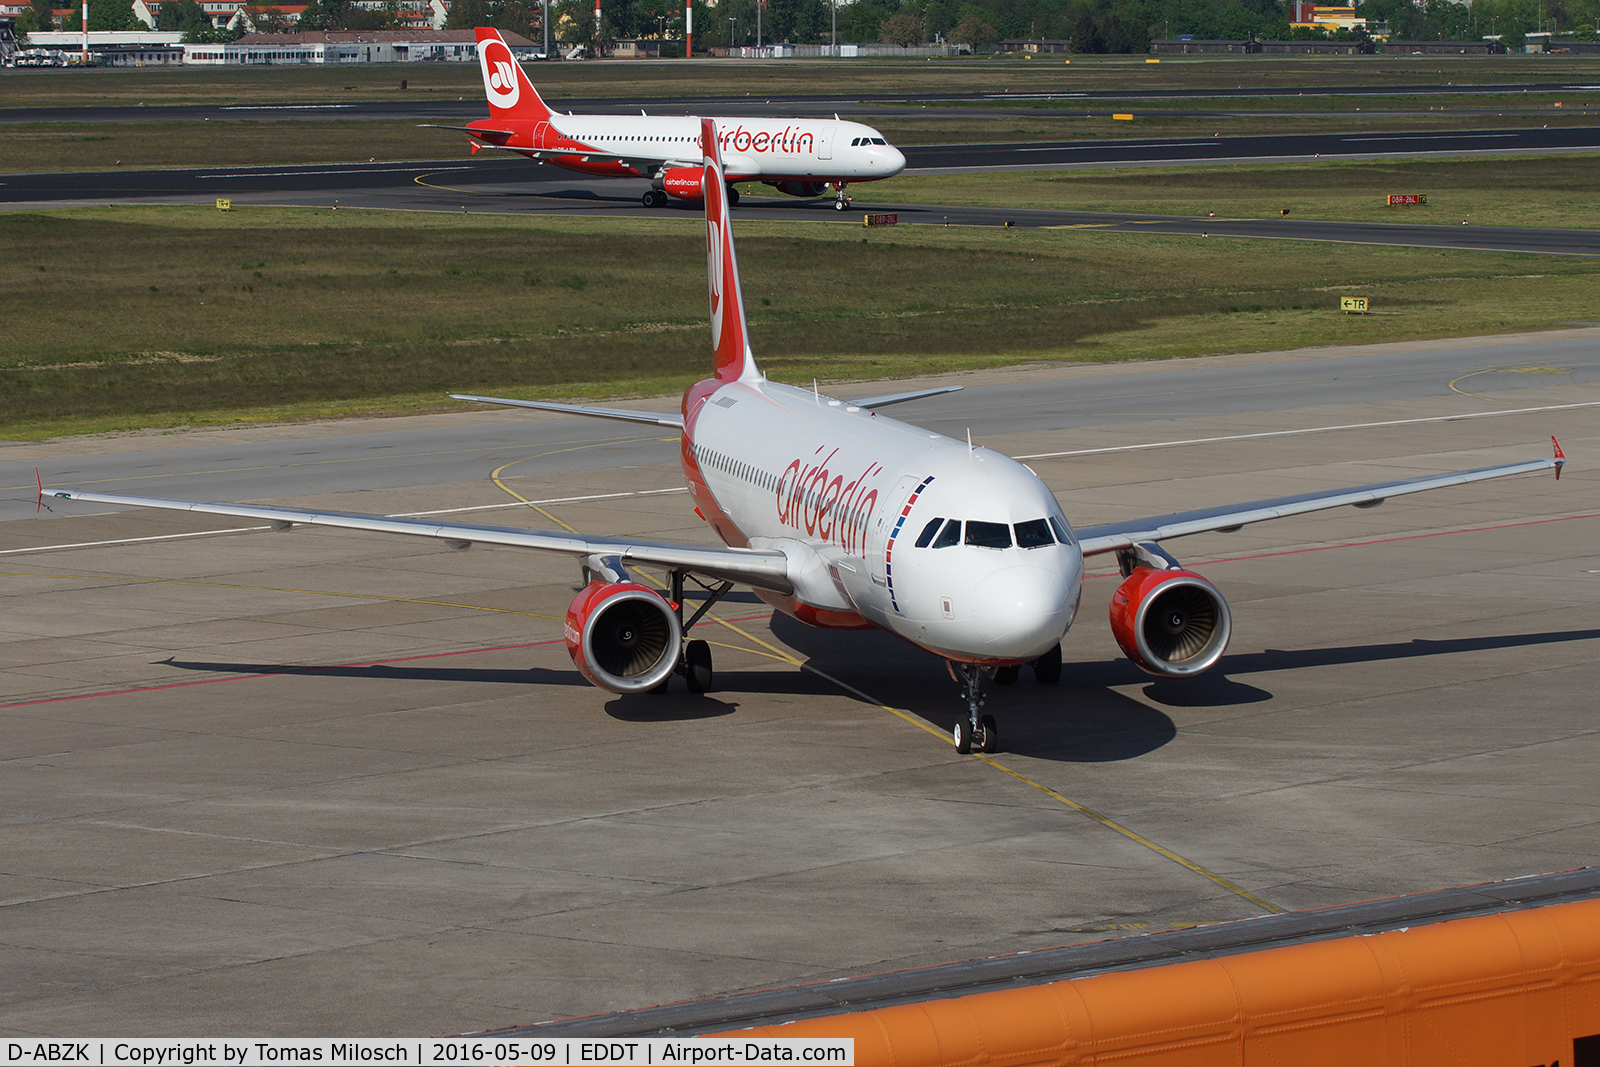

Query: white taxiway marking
[[1013, 400, 1600, 460], [4, 487, 689, 556]]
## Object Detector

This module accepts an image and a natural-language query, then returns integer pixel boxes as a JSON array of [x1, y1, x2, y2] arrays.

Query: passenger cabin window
[[930, 519, 961, 549], [915, 518, 943, 548], [965, 521, 1011, 549], [1014, 518, 1053, 549]]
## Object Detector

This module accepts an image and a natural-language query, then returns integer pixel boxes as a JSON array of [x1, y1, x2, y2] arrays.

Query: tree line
[[16, 0, 1597, 50]]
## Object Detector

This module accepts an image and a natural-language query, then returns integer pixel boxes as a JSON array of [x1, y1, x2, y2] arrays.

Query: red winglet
[[1553, 436, 1566, 480], [35, 467, 43, 513]]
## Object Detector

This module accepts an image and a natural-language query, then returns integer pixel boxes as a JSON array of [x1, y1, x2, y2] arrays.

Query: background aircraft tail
[[475, 28, 552, 122], [701, 119, 763, 384]]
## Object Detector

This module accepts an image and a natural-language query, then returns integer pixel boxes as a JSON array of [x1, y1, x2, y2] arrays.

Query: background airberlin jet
[[53, 121, 1565, 756], [421, 27, 905, 210]]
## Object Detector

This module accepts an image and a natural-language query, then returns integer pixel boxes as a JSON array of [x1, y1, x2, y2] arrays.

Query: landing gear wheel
[[683, 639, 713, 693], [953, 718, 973, 755], [1032, 643, 1062, 685], [832, 198, 849, 211], [642, 189, 668, 209], [994, 665, 1020, 686], [725, 184, 740, 206], [978, 714, 998, 754]]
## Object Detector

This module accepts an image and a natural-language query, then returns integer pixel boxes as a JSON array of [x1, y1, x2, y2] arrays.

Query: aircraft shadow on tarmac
[[155, 625, 1600, 760]]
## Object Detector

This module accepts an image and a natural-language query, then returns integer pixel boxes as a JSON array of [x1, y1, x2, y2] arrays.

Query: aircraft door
[[868, 471, 921, 596], [817, 126, 835, 160]]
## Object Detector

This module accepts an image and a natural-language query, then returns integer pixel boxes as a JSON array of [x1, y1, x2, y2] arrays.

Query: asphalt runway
[[7, 79, 1600, 126], [2, 330, 1598, 1035], [7, 145, 1600, 255]]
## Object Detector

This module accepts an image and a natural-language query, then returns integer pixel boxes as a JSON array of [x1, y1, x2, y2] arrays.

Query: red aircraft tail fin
[[475, 28, 552, 123], [701, 119, 762, 384]]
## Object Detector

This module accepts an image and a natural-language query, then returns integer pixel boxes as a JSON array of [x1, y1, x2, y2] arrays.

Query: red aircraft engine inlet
[[1109, 567, 1232, 678], [769, 180, 828, 198], [564, 581, 683, 693], [661, 167, 705, 201]]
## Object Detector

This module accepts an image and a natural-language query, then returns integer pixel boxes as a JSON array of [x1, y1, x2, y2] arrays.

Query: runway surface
[[7, 80, 1600, 126], [2, 330, 1597, 1035], [7, 141, 1600, 255]]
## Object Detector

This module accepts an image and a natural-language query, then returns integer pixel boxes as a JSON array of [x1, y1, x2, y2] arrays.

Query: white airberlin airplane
[[53, 120, 1565, 755], [422, 27, 906, 210]]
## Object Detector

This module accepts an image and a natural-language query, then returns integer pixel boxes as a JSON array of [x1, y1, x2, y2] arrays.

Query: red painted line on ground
[[0, 638, 565, 710], [2, 610, 786, 711]]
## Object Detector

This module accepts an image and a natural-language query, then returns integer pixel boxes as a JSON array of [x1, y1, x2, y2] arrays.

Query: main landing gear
[[642, 188, 669, 209], [949, 645, 1063, 755], [652, 571, 734, 694], [726, 184, 741, 207]]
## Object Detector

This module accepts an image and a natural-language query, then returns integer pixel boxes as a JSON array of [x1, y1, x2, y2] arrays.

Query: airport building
[[186, 27, 537, 64]]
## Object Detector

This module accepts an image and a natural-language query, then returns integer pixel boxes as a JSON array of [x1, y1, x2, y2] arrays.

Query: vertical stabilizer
[[475, 28, 553, 122], [701, 119, 763, 384]]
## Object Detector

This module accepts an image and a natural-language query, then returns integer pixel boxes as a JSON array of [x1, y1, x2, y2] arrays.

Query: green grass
[[888, 154, 1600, 229], [5, 53, 1600, 109], [4, 203, 1599, 439]]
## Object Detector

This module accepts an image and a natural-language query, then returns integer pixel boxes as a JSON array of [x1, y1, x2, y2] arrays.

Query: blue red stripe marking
[[885, 475, 935, 614]]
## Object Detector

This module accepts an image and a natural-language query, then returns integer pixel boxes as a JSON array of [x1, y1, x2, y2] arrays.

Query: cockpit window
[[1049, 515, 1076, 546], [1014, 519, 1053, 548], [871, 137, 888, 145], [851, 137, 862, 146], [914, 518, 943, 548], [930, 519, 961, 549], [965, 521, 1011, 549]]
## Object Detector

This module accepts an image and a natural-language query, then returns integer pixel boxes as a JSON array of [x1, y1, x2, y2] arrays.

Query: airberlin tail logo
[[480, 43, 520, 109]]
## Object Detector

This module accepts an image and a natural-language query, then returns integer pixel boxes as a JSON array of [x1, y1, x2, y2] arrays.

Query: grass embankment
[[4, 204, 1598, 439], [891, 154, 1600, 229], [4, 54, 1600, 109]]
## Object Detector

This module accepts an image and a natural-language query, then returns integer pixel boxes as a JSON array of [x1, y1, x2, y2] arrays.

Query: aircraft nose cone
[[972, 565, 1072, 658], [884, 145, 907, 176]]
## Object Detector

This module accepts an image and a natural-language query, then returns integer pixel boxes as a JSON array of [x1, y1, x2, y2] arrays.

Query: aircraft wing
[[850, 385, 964, 410], [1074, 451, 1563, 558], [48, 489, 791, 592], [449, 393, 683, 428]]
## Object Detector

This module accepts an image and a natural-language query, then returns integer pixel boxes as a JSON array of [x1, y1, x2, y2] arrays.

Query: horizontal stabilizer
[[851, 385, 964, 410], [417, 124, 518, 137], [450, 393, 683, 428]]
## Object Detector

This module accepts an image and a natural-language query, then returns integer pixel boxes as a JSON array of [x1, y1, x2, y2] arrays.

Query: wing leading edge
[[49, 489, 791, 593], [1075, 450, 1563, 558]]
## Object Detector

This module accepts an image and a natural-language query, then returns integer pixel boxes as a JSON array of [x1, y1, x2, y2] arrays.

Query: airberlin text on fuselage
[[718, 125, 814, 155], [775, 446, 881, 554]]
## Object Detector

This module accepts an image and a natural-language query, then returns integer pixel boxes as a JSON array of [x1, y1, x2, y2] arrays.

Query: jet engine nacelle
[[564, 580, 682, 693], [1109, 567, 1231, 678], [661, 167, 705, 202], [768, 180, 828, 198]]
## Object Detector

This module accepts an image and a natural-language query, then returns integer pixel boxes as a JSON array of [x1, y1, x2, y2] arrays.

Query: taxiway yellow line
[[501, 462, 1285, 915]]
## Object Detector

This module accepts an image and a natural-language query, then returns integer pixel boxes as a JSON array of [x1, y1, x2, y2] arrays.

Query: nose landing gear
[[832, 183, 852, 211], [951, 663, 998, 754]]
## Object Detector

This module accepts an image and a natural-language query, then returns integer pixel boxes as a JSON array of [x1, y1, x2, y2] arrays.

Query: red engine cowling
[[1109, 567, 1231, 678], [564, 581, 682, 694], [768, 180, 828, 198], [661, 166, 705, 201]]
